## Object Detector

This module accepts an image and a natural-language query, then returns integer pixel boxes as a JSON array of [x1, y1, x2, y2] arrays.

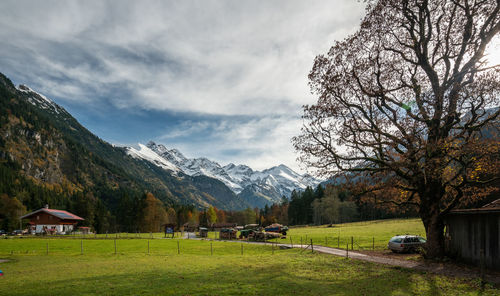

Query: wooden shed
[[210, 223, 237, 231], [444, 199, 500, 270]]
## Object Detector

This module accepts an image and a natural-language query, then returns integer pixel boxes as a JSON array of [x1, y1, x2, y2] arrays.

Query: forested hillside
[[0, 73, 249, 232]]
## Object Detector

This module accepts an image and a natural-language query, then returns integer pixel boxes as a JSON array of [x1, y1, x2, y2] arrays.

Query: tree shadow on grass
[[5, 255, 491, 296]]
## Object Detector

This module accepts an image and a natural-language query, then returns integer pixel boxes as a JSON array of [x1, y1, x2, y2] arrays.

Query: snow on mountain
[[145, 142, 243, 192], [127, 141, 323, 203], [223, 163, 255, 188], [127, 143, 180, 172], [17, 84, 69, 116]]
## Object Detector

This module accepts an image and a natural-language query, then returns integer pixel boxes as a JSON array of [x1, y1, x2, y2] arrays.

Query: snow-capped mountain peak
[[17, 84, 68, 116], [146, 141, 188, 165], [127, 143, 180, 172], [126, 141, 323, 206]]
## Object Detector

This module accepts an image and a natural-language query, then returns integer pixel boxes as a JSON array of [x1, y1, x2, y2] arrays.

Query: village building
[[444, 199, 500, 271], [20, 205, 84, 235]]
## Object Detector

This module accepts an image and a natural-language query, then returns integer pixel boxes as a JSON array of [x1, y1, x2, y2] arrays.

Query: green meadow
[[0, 219, 496, 295], [277, 218, 426, 250]]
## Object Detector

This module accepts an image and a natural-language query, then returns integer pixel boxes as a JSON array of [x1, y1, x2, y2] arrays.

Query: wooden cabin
[[444, 199, 500, 270], [21, 205, 84, 235]]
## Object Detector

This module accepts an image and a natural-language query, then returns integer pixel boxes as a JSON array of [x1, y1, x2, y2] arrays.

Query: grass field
[[275, 218, 426, 250], [0, 219, 496, 295]]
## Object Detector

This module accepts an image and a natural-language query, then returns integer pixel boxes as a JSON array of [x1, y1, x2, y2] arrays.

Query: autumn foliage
[[293, 0, 499, 258]]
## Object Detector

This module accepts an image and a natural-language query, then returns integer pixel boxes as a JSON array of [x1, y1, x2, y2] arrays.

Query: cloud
[[155, 115, 304, 171], [0, 0, 365, 172], [0, 0, 365, 116]]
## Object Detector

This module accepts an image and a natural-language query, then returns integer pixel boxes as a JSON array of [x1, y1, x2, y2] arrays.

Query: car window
[[418, 237, 427, 243], [390, 237, 402, 243]]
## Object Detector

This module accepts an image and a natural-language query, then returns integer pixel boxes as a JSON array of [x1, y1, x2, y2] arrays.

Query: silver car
[[388, 235, 426, 253]]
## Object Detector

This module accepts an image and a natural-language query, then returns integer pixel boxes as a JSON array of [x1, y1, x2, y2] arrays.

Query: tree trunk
[[421, 207, 445, 259]]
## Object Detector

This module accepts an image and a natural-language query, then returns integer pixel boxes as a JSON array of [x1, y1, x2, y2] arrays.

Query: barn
[[444, 199, 500, 271], [21, 205, 84, 235]]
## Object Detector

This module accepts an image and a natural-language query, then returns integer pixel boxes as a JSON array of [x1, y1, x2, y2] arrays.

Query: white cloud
[[0, 0, 365, 116], [156, 116, 305, 171], [0, 0, 365, 173]]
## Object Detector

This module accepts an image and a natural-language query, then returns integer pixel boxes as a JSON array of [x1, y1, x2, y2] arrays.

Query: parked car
[[388, 235, 426, 253], [0, 230, 6, 236], [264, 224, 288, 235], [11, 230, 24, 236]]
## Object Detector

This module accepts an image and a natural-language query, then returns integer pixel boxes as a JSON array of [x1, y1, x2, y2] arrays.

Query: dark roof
[[21, 208, 84, 221], [482, 199, 500, 209], [448, 199, 500, 215], [211, 223, 237, 228]]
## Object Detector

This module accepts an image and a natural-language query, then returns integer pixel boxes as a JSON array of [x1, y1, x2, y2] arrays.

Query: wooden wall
[[30, 212, 63, 224], [445, 212, 500, 270]]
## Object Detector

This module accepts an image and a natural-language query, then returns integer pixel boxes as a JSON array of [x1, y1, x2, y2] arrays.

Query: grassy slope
[[0, 238, 496, 296], [275, 218, 426, 250]]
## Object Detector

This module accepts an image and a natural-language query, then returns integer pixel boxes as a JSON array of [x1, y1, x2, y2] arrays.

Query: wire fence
[[271, 235, 389, 251], [0, 236, 285, 257], [1, 231, 395, 258]]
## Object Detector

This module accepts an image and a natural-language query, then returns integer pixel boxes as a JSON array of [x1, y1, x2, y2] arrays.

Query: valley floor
[[0, 237, 498, 295]]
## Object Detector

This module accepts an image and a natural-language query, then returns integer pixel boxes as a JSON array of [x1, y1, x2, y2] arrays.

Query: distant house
[[444, 199, 500, 270], [21, 205, 84, 235]]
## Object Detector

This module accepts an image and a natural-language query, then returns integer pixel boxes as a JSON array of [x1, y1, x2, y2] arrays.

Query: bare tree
[[293, 0, 499, 258]]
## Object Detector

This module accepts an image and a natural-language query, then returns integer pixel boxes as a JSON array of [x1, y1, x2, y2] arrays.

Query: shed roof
[[482, 198, 500, 209], [448, 199, 500, 215], [21, 208, 84, 221]]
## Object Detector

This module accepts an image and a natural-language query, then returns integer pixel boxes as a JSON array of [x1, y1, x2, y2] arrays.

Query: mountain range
[[127, 142, 321, 208], [0, 72, 320, 215]]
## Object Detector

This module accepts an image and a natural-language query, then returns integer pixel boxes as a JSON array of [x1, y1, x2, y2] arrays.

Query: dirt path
[[187, 235, 499, 286], [291, 244, 500, 286]]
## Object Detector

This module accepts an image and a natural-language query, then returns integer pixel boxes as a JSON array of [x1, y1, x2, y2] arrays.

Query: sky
[[0, 0, 367, 172]]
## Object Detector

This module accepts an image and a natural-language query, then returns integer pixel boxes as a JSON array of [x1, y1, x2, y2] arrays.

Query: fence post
[[114, 239, 117, 255], [372, 237, 375, 251], [81, 240, 83, 255], [177, 241, 180, 255], [210, 242, 213, 256], [351, 236, 353, 250], [311, 239, 314, 253], [148, 240, 150, 254], [346, 243, 349, 259], [290, 237, 293, 248]]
